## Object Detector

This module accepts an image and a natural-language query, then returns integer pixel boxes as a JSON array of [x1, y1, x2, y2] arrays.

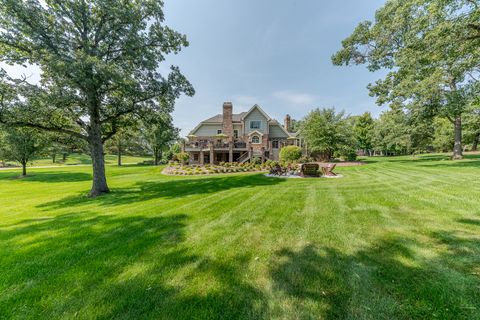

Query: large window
[[250, 120, 261, 129], [251, 135, 260, 144], [233, 129, 239, 139]]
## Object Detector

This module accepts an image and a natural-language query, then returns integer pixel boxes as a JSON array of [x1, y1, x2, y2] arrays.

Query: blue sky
[[1, 0, 388, 136], [164, 0, 388, 135]]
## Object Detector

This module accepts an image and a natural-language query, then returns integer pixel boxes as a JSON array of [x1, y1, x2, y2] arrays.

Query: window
[[250, 121, 261, 129], [233, 129, 239, 139], [272, 140, 279, 149], [193, 153, 199, 161], [251, 135, 260, 144], [217, 129, 222, 134]]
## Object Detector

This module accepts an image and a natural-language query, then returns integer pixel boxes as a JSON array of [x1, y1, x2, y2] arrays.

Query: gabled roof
[[248, 130, 263, 136], [241, 104, 271, 121], [269, 120, 293, 137], [201, 112, 246, 124]]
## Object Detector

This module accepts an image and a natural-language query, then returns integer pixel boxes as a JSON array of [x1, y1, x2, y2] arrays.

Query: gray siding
[[269, 124, 289, 138], [193, 124, 223, 136], [244, 108, 268, 135]]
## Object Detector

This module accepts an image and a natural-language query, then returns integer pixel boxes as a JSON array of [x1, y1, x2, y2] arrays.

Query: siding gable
[[269, 124, 289, 138], [244, 108, 269, 134]]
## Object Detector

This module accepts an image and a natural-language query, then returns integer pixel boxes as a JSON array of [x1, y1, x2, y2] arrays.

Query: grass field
[[1, 154, 479, 319], [1, 153, 151, 167]]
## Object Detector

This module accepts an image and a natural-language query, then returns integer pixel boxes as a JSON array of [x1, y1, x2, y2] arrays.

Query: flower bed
[[162, 160, 300, 176], [162, 162, 267, 176]]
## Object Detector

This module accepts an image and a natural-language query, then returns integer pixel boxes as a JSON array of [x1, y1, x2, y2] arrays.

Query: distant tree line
[[296, 104, 480, 161], [0, 118, 182, 176]]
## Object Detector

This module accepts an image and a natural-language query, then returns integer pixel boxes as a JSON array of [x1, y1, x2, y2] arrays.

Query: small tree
[[300, 108, 354, 160], [372, 109, 411, 156], [279, 146, 302, 162], [4, 127, 44, 176], [144, 116, 178, 165], [175, 152, 189, 165], [354, 112, 374, 156]]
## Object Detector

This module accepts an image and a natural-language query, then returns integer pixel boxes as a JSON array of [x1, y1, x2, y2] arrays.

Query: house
[[184, 102, 303, 164]]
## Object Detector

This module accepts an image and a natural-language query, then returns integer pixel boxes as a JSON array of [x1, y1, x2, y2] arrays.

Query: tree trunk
[[154, 147, 160, 165], [453, 116, 463, 160], [22, 160, 27, 176], [52, 153, 56, 163], [89, 121, 109, 197], [117, 143, 122, 166], [472, 133, 479, 151], [63, 153, 67, 162]]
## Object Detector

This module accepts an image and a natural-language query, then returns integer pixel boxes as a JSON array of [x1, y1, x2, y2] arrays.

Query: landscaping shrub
[[298, 155, 314, 163], [175, 152, 190, 165], [280, 146, 302, 162]]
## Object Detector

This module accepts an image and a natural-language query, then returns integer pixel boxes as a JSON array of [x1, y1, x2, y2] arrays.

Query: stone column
[[200, 151, 204, 165], [209, 142, 214, 164], [229, 142, 233, 163]]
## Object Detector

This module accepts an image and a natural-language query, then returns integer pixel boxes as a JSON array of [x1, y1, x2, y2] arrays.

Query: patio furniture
[[270, 164, 285, 176], [321, 163, 337, 177], [300, 163, 320, 177]]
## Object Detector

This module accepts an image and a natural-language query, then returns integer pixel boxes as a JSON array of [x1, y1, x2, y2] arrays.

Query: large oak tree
[[333, 0, 480, 159], [0, 0, 194, 196]]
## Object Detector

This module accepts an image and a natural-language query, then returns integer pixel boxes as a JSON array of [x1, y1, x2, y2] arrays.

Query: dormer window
[[251, 135, 260, 144], [250, 121, 261, 129]]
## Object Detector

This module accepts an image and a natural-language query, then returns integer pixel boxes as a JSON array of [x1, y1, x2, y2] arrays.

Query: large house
[[184, 102, 302, 164]]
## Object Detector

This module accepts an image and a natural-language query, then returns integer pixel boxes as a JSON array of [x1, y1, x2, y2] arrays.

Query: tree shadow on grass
[[0, 212, 267, 319], [38, 174, 285, 209], [270, 233, 480, 319], [457, 218, 480, 226], [12, 171, 92, 182]]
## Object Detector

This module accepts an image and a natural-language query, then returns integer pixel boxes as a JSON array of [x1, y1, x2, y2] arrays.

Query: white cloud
[[272, 90, 316, 106]]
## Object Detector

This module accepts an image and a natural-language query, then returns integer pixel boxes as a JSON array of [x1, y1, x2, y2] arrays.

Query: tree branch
[[0, 119, 87, 140]]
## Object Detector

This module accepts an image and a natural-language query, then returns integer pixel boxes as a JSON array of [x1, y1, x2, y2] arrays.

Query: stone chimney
[[222, 102, 233, 141], [284, 114, 291, 132]]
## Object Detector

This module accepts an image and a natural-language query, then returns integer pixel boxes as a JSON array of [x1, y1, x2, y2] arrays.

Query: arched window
[[251, 135, 260, 144]]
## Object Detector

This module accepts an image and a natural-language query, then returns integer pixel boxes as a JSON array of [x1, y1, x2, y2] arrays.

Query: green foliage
[[2, 127, 45, 174], [279, 146, 302, 162], [143, 115, 179, 165], [250, 157, 262, 165], [373, 110, 412, 155], [333, 0, 480, 158], [0, 0, 194, 194], [432, 117, 454, 152], [463, 104, 480, 150], [300, 108, 355, 160], [353, 112, 374, 153], [175, 152, 189, 164]]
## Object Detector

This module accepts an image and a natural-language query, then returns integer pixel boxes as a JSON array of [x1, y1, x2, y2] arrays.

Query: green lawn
[[1, 155, 479, 319], [1, 153, 151, 167]]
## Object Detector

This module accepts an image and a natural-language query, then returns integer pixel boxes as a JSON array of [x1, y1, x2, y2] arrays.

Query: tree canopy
[[333, 0, 480, 159], [0, 0, 194, 195], [300, 108, 355, 160]]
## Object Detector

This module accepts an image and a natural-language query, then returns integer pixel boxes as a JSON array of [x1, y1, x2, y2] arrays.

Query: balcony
[[184, 140, 249, 151]]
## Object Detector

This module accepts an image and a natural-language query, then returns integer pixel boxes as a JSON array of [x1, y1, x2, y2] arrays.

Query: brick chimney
[[222, 102, 233, 141], [284, 114, 291, 132]]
